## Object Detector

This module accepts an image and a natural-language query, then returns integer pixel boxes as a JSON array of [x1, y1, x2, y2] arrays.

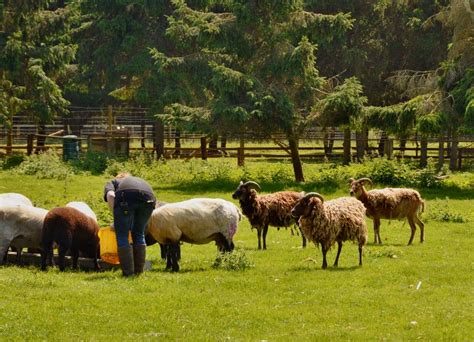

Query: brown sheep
[[291, 192, 368, 269], [232, 181, 305, 250], [349, 177, 425, 245], [41, 207, 100, 271]]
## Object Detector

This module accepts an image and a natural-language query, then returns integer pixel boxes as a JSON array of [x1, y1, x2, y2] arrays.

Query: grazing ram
[[0, 206, 48, 264], [232, 181, 305, 250], [291, 193, 368, 269], [348, 178, 425, 245], [147, 198, 241, 272], [41, 207, 100, 271]]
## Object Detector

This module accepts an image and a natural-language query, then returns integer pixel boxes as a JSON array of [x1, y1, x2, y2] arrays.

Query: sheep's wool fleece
[[365, 188, 423, 219], [149, 198, 241, 244], [243, 191, 300, 228], [299, 197, 367, 249]]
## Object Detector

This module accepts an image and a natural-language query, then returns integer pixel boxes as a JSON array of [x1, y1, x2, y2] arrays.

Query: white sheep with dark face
[[147, 198, 241, 272], [292, 192, 368, 269]]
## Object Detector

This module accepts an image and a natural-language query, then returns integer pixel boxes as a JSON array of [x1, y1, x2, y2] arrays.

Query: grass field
[[0, 159, 473, 340]]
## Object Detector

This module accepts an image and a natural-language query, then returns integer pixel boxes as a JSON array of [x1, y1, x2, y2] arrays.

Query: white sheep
[[147, 198, 242, 272], [348, 178, 425, 245], [291, 192, 368, 269], [0, 193, 33, 207], [66, 201, 98, 222], [0, 206, 48, 264]]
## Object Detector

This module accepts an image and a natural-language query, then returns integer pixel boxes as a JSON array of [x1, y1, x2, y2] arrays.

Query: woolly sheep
[[348, 178, 425, 245], [291, 193, 368, 269], [41, 207, 100, 271], [66, 201, 98, 222], [0, 193, 33, 207], [0, 206, 48, 264], [232, 181, 306, 250], [147, 198, 241, 272]]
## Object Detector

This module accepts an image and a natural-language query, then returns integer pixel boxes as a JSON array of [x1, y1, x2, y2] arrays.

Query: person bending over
[[104, 172, 156, 276]]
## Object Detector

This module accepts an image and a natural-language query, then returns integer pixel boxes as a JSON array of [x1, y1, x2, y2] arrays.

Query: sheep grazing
[[0, 206, 48, 264], [291, 193, 368, 269], [66, 201, 98, 222], [232, 181, 305, 250], [348, 177, 425, 245], [0, 193, 33, 207], [147, 198, 241, 272], [41, 207, 101, 271]]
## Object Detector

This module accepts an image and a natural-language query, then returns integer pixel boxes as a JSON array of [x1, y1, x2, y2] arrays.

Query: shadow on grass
[[288, 264, 360, 272], [420, 186, 474, 200]]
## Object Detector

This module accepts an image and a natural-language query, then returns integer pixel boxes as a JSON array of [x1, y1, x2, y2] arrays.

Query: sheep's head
[[349, 177, 372, 197], [232, 181, 260, 200], [291, 192, 324, 218]]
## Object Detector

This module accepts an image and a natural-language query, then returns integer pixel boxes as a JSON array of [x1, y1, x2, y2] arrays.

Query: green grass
[[0, 163, 473, 340]]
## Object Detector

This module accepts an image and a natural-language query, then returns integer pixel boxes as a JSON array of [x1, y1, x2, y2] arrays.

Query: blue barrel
[[63, 135, 80, 161]]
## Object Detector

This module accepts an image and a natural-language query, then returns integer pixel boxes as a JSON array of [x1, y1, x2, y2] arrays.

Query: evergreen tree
[[153, 0, 353, 182], [0, 0, 76, 136]]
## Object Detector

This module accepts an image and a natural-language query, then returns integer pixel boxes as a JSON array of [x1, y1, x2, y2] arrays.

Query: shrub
[[16, 150, 73, 179], [1, 154, 25, 170], [427, 199, 467, 223], [71, 151, 109, 174], [212, 249, 254, 271]]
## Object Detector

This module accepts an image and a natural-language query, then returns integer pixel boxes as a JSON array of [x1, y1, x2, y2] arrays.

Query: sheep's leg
[[256, 227, 262, 250], [374, 218, 382, 244], [415, 216, 425, 243], [321, 245, 328, 269], [407, 217, 417, 245], [262, 225, 268, 250], [0, 239, 10, 265], [41, 242, 53, 271], [299, 227, 307, 248], [71, 248, 79, 270], [333, 241, 343, 267], [15, 247, 22, 265], [358, 244, 363, 266], [165, 244, 172, 270], [170, 243, 180, 272], [58, 244, 70, 272]]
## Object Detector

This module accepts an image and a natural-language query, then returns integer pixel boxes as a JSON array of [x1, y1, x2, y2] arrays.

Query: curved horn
[[348, 177, 355, 184], [303, 192, 324, 203], [243, 181, 261, 192], [357, 177, 373, 186]]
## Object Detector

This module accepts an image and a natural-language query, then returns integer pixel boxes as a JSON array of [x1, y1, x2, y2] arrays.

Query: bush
[[71, 151, 109, 174], [427, 199, 467, 223], [16, 150, 73, 179], [1, 154, 25, 170], [212, 249, 254, 271]]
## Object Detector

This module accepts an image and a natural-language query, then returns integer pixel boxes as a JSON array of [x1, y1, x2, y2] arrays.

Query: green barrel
[[63, 135, 80, 161]]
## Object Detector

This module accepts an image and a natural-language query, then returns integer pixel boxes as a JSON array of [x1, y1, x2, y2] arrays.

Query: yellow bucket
[[98, 226, 132, 265]]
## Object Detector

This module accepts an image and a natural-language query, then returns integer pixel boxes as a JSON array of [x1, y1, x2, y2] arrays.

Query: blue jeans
[[114, 191, 155, 248]]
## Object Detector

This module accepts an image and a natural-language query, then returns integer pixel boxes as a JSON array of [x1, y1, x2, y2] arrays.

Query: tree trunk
[[420, 136, 428, 168], [343, 127, 351, 165], [288, 136, 304, 183], [173, 129, 181, 156], [208, 134, 218, 154], [399, 136, 407, 155], [323, 127, 335, 156], [355, 130, 364, 162], [221, 135, 227, 155], [378, 131, 387, 157], [437, 135, 445, 170], [35, 123, 46, 154], [6, 126, 13, 155], [154, 120, 164, 159], [449, 130, 458, 170]]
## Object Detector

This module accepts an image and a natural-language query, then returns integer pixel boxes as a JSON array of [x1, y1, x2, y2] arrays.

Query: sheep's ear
[[239, 181, 243, 185]]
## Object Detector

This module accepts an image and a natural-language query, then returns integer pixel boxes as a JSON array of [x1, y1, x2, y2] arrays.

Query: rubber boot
[[133, 244, 146, 275], [118, 245, 134, 277]]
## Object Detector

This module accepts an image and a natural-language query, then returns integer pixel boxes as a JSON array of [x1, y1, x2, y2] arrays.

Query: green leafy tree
[[0, 0, 76, 148], [153, 0, 353, 182]]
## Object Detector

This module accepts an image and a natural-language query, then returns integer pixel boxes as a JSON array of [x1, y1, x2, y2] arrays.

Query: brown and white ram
[[232, 181, 305, 250], [348, 177, 425, 245], [291, 193, 368, 269]]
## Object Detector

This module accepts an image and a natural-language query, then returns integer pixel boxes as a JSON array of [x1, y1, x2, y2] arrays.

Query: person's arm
[[106, 191, 115, 212]]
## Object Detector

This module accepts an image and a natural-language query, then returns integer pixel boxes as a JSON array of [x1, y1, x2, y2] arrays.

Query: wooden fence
[[1, 133, 474, 168]]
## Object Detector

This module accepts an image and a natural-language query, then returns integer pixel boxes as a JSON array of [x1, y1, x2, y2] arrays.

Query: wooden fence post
[[154, 120, 164, 159], [6, 127, 12, 155], [200, 136, 207, 160], [237, 136, 245, 166], [27, 134, 34, 155]]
